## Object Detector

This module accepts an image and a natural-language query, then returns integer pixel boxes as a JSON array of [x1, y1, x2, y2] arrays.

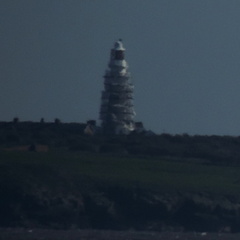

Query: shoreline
[[0, 228, 240, 240]]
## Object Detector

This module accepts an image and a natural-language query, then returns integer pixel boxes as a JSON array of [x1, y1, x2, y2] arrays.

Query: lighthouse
[[99, 40, 136, 134]]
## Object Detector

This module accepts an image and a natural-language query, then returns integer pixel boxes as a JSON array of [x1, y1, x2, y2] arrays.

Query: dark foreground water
[[0, 229, 240, 240]]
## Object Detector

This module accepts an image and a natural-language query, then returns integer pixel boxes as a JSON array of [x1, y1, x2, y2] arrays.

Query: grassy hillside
[[2, 121, 240, 231], [2, 150, 240, 194], [1, 150, 240, 231]]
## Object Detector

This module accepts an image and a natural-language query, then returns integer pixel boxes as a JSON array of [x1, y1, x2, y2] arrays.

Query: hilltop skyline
[[1, 0, 240, 135]]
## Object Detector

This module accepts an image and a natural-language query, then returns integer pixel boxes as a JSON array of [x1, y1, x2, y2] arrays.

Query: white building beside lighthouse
[[99, 40, 136, 134]]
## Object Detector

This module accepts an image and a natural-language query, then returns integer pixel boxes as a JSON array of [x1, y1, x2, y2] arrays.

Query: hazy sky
[[1, 0, 240, 135]]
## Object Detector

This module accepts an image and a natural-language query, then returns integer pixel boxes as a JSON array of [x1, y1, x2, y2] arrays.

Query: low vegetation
[[1, 121, 240, 232]]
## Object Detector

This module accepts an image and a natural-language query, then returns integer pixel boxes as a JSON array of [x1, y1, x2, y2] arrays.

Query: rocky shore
[[1, 229, 240, 240]]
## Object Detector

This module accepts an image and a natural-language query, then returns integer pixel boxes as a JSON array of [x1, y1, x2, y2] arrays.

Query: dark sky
[[1, 0, 240, 135]]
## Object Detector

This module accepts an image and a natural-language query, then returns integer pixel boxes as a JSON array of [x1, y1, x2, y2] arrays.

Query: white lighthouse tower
[[99, 39, 136, 134]]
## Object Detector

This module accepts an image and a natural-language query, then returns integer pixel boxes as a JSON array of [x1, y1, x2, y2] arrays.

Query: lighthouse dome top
[[114, 39, 125, 51]]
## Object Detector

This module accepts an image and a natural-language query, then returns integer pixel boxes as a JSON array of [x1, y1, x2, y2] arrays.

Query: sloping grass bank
[[1, 150, 240, 194], [1, 150, 240, 231]]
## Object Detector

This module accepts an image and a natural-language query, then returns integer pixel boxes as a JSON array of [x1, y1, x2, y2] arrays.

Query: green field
[[2, 150, 240, 231], [1, 150, 240, 195]]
